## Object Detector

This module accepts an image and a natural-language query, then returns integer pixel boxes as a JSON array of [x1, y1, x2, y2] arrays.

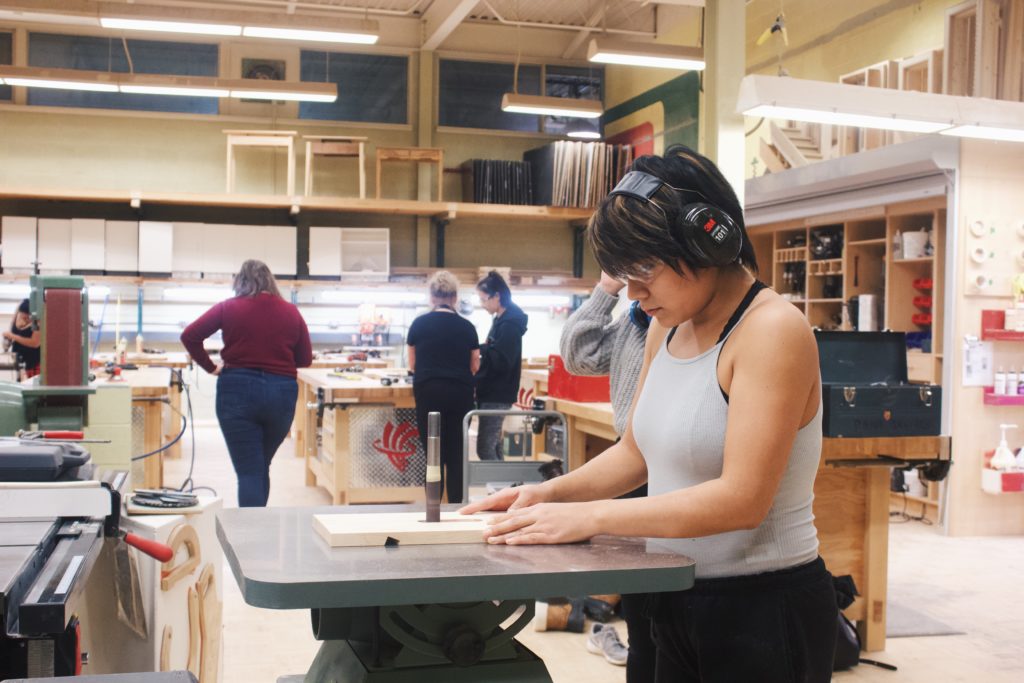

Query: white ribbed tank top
[[633, 317, 822, 579]]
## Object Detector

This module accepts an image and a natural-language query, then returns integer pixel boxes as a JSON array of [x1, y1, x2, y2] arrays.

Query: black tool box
[[816, 331, 941, 438]]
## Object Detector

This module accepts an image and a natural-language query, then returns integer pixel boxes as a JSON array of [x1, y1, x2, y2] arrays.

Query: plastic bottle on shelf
[[1009, 367, 1020, 396], [990, 424, 1018, 471], [995, 366, 1007, 395], [892, 230, 903, 260]]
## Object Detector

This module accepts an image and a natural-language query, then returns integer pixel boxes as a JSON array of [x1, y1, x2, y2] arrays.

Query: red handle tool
[[41, 430, 85, 440], [123, 532, 175, 563]]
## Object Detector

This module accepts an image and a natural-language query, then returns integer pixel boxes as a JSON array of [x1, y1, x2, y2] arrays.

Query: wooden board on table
[[313, 511, 489, 547]]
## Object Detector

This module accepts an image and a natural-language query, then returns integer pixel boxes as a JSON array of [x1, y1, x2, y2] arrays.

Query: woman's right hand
[[458, 483, 549, 515]]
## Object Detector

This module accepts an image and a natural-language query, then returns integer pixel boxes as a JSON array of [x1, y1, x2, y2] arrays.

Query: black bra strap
[[665, 280, 767, 347], [717, 280, 767, 344]]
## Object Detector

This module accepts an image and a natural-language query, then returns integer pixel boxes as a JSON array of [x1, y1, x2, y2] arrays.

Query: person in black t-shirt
[[3, 299, 41, 379], [407, 271, 481, 504]]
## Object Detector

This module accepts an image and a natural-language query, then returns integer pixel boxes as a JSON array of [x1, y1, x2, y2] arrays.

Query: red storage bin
[[913, 296, 933, 309], [547, 355, 610, 402], [913, 277, 933, 291], [912, 313, 933, 325]]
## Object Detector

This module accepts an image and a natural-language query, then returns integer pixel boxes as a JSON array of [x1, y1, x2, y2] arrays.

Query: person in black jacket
[[474, 270, 528, 461], [2, 299, 41, 379], [407, 271, 481, 503]]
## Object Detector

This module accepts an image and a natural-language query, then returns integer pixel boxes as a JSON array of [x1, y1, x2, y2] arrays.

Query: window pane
[[299, 51, 407, 124], [0, 32, 12, 102], [27, 32, 218, 114], [542, 65, 603, 136], [439, 59, 541, 132]]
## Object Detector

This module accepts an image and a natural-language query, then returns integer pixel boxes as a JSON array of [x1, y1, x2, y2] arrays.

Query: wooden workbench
[[296, 368, 424, 505], [531, 371, 949, 654], [94, 352, 190, 460]]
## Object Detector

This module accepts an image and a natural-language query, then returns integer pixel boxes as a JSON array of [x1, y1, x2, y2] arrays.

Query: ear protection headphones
[[608, 171, 744, 268], [628, 300, 650, 330]]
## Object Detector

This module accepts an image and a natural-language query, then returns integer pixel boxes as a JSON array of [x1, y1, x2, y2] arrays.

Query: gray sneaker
[[586, 623, 628, 666]]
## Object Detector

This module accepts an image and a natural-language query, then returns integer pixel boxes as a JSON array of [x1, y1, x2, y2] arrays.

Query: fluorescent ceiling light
[[742, 104, 948, 133], [505, 293, 572, 307], [228, 89, 336, 103], [121, 84, 230, 97], [567, 130, 602, 139], [99, 17, 241, 36], [0, 66, 120, 92], [737, 74, 1024, 143], [162, 287, 233, 302], [737, 74, 953, 134], [97, 3, 377, 44], [242, 26, 378, 44], [941, 125, 1024, 143], [501, 93, 602, 119], [0, 284, 31, 298], [320, 290, 425, 305], [588, 38, 705, 71], [0, 67, 336, 102], [87, 286, 112, 300], [3, 77, 118, 92]]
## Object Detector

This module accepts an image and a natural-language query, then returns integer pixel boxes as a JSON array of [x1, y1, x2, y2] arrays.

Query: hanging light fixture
[[565, 118, 602, 139], [587, 37, 705, 71], [737, 74, 1024, 142], [501, 0, 603, 120], [97, 3, 379, 45], [501, 93, 602, 119], [0, 66, 337, 102]]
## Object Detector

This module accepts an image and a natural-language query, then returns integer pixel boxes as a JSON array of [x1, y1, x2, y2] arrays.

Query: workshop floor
[[166, 425, 1024, 683]]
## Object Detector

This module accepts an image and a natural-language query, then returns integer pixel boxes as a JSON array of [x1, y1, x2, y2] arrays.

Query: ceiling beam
[[421, 0, 478, 51], [561, 4, 608, 60]]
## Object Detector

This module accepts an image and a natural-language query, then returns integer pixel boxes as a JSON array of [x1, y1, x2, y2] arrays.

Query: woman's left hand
[[484, 502, 601, 545]]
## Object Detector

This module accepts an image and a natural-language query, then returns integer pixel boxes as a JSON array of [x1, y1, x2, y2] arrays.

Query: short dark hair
[[476, 270, 512, 307], [17, 299, 30, 315], [587, 144, 758, 279]]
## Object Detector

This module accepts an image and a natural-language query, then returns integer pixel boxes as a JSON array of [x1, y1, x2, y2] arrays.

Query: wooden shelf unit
[[748, 197, 947, 387], [0, 185, 598, 282], [0, 186, 595, 223]]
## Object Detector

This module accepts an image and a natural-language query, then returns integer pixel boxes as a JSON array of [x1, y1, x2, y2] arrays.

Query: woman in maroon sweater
[[181, 259, 312, 507]]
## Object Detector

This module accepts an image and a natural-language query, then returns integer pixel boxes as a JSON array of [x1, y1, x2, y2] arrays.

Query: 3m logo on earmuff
[[608, 171, 743, 266], [703, 217, 727, 244]]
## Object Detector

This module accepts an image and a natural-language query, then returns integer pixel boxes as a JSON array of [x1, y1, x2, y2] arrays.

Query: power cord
[[127, 367, 217, 497], [889, 491, 933, 525]]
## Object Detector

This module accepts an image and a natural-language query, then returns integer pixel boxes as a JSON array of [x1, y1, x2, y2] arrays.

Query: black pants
[[616, 483, 657, 683], [648, 557, 837, 683], [413, 378, 475, 504]]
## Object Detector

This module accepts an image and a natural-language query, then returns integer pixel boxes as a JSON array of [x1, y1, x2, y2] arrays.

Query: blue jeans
[[475, 402, 511, 461], [216, 368, 298, 507]]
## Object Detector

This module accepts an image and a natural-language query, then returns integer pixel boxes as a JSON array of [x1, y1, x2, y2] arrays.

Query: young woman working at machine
[[463, 146, 837, 682]]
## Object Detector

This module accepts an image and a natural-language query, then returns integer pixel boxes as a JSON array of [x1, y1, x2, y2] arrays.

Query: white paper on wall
[[962, 336, 994, 386]]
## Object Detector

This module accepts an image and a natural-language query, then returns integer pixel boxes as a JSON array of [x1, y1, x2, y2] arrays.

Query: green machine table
[[216, 505, 695, 682]]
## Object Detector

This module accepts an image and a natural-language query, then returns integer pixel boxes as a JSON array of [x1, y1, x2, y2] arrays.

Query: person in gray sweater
[[559, 272, 646, 437], [558, 270, 653, 681]]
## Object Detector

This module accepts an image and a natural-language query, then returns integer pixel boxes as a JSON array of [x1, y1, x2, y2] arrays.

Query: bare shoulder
[[734, 290, 817, 355]]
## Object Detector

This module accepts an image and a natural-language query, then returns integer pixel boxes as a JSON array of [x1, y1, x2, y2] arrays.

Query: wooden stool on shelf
[[303, 135, 368, 198], [375, 146, 444, 201], [224, 129, 297, 196]]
